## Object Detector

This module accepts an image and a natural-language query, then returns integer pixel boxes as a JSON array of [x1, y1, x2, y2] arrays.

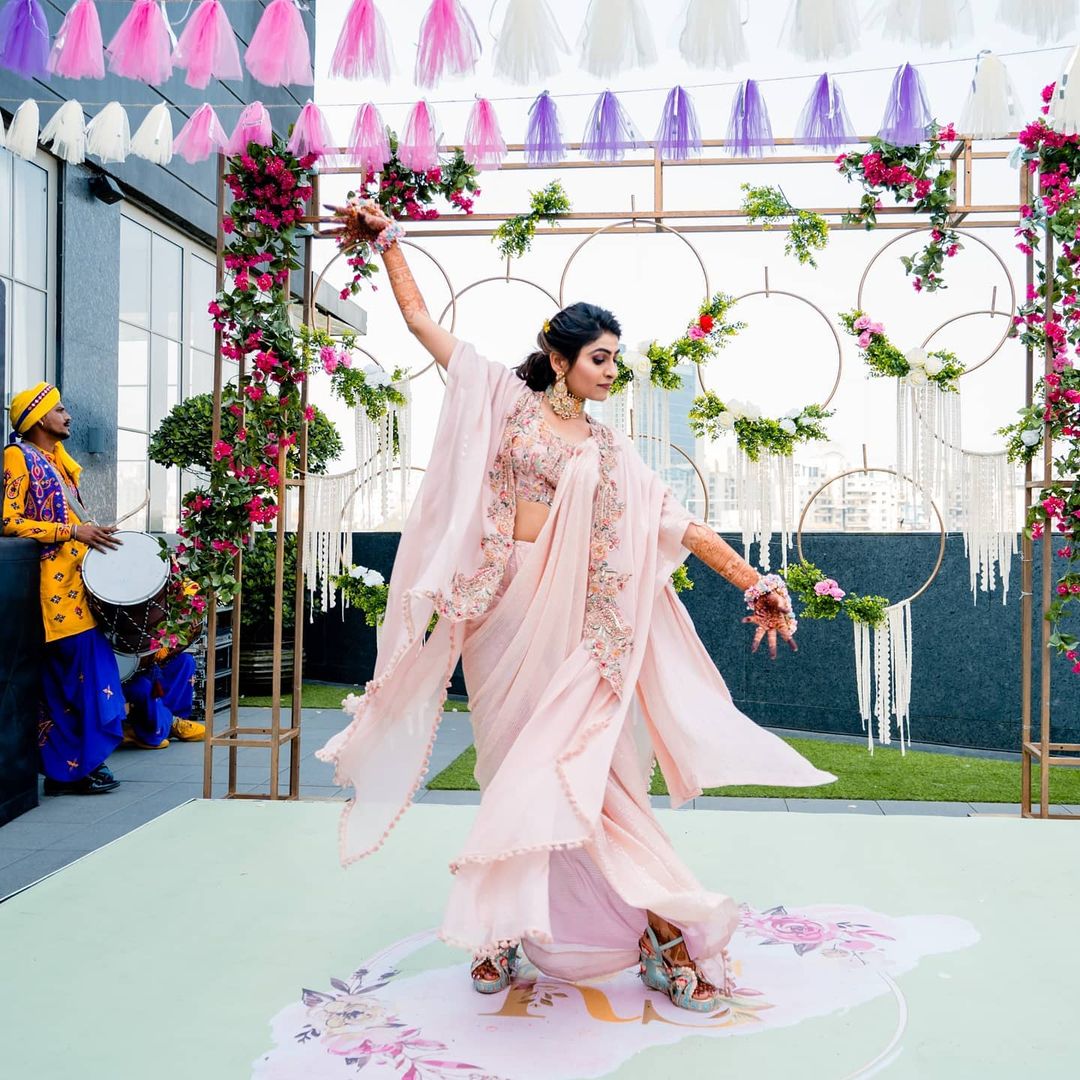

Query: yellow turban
[[8, 382, 82, 485], [9, 382, 59, 435]]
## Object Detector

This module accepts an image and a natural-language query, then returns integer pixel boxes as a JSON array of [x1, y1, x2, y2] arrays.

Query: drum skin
[[83, 531, 170, 654]]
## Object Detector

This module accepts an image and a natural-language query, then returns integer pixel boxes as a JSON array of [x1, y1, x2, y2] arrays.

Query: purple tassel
[[795, 73, 855, 151], [726, 80, 774, 157], [0, 0, 50, 79], [654, 85, 701, 161], [525, 90, 563, 165], [878, 62, 932, 146], [580, 90, 640, 163]]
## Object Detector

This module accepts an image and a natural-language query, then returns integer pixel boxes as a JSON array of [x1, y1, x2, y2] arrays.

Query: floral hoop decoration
[[687, 392, 832, 461], [330, 564, 388, 627], [611, 293, 745, 394], [836, 121, 961, 292], [839, 310, 964, 392], [783, 561, 890, 629]]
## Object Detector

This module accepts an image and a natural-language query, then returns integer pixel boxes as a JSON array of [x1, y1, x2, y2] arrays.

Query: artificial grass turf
[[242, 682, 471, 711], [427, 738, 1080, 803]]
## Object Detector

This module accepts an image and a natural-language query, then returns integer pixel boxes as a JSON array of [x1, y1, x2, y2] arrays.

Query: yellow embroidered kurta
[[2, 444, 96, 642]]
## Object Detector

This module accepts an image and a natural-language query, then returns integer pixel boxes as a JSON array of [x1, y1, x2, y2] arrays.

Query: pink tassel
[[349, 102, 390, 178], [414, 0, 479, 88], [288, 100, 333, 160], [331, 0, 391, 81], [173, 103, 227, 164], [463, 97, 506, 170], [245, 0, 313, 87], [174, 0, 241, 89], [106, 0, 174, 85], [398, 100, 439, 172], [226, 101, 272, 155], [48, 0, 104, 80]]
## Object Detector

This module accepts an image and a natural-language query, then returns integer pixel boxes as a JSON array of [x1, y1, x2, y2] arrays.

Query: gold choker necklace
[[546, 374, 584, 419]]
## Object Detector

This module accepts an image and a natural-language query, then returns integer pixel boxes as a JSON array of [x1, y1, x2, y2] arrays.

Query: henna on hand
[[682, 523, 759, 591], [383, 245, 429, 327]]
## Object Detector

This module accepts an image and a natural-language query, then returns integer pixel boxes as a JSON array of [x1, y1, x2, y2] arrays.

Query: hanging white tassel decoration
[[8, 100, 40, 161], [734, 449, 795, 574], [130, 102, 173, 164], [960, 451, 1018, 603], [0, 111, 6, 148], [853, 602, 913, 754], [997, 0, 1077, 45], [492, 0, 568, 84], [782, 0, 860, 61], [882, 0, 971, 47], [960, 51, 1021, 138], [303, 470, 355, 615], [679, 0, 747, 69], [1050, 44, 1080, 137], [85, 101, 130, 163], [40, 100, 86, 164], [579, 0, 656, 78]]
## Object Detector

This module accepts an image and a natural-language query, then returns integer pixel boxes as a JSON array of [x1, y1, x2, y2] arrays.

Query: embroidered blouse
[[3, 443, 95, 642], [508, 390, 593, 508]]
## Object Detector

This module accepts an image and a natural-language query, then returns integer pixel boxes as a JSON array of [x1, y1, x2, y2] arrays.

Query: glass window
[[188, 348, 215, 398], [0, 152, 11, 278], [13, 158, 47, 289], [151, 233, 183, 340], [11, 283, 45, 393], [116, 429, 149, 529], [119, 217, 150, 327], [190, 256, 216, 354], [118, 324, 150, 430], [149, 336, 180, 430]]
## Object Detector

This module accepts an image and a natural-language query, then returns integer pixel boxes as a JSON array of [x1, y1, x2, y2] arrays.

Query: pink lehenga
[[317, 341, 833, 989]]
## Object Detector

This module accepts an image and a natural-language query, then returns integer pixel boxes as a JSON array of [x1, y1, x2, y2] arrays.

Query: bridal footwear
[[471, 945, 518, 994], [638, 925, 723, 1013]]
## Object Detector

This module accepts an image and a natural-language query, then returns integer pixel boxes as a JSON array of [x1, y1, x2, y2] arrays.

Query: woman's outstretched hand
[[324, 200, 393, 245], [743, 585, 799, 660]]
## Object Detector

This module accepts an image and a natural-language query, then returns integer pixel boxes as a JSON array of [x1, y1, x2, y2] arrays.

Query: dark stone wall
[[0, 539, 44, 824], [301, 531, 1077, 754]]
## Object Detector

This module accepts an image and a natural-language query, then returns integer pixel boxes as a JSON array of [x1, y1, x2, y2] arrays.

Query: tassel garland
[[878, 62, 933, 145], [1050, 45, 1080, 137], [735, 450, 795, 573], [398, 100, 440, 173], [287, 100, 333, 159], [960, 51, 1021, 138], [492, 0, 567, 84], [782, 0, 860, 62], [48, 0, 104, 80], [6, 98, 38, 160], [882, 0, 972, 47], [106, 0, 174, 85], [960, 451, 1017, 602], [331, 0, 392, 82], [726, 79, 774, 157], [854, 602, 913, 753], [348, 102, 390, 177], [40, 99, 86, 164], [525, 90, 564, 165], [580, 90, 640, 162], [654, 85, 702, 161], [85, 100, 130, 163], [0, 0, 50, 78], [795, 72, 855, 150], [226, 100, 272, 155], [414, 0, 480, 88], [174, 0, 242, 90], [679, 0, 747, 69], [463, 97, 506, 170], [131, 102, 173, 164], [580, 0, 657, 79], [997, 0, 1077, 45], [246, 0, 313, 87], [173, 102, 227, 164]]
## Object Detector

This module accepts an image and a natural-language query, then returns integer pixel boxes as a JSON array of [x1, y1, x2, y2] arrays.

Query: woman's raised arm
[[328, 202, 458, 370]]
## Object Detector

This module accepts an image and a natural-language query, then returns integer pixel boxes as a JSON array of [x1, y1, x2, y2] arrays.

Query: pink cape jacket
[[317, 341, 834, 868]]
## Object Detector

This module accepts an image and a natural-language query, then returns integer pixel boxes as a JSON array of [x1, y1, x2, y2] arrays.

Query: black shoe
[[90, 764, 115, 783], [43, 773, 120, 796]]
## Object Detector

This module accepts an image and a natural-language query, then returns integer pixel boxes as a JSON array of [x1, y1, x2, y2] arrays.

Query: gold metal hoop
[[697, 284, 844, 405], [310, 239, 457, 381], [434, 274, 561, 386], [918, 305, 1012, 378], [558, 219, 710, 308], [627, 433, 710, 523], [856, 228, 1018, 372], [795, 465, 945, 608]]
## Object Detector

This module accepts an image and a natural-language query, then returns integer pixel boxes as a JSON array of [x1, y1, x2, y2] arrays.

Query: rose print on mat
[[740, 904, 896, 958]]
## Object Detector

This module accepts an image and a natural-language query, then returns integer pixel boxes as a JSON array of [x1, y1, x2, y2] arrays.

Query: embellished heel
[[638, 928, 669, 992], [471, 944, 518, 994], [638, 925, 723, 1013]]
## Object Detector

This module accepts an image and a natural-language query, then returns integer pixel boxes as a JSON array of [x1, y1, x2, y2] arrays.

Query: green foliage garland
[[688, 392, 833, 462], [493, 180, 571, 259], [838, 310, 964, 392], [783, 560, 890, 630], [740, 184, 830, 268]]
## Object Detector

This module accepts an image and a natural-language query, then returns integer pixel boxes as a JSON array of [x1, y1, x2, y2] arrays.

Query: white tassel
[[492, 0, 568, 84], [782, 0, 860, 61], [900, 372, 963, 525], [1050, 45, 1080, 136], [734, 450, 795, 574], [960, 52, 1021, 138], [7, 100, 41, 161], [854, 621, 872, 744], [131, 102, 173, 164], [86, 102, 131, 164], [960, 451, 1018, 603], [579, 0, 657, 78], [881, 0, 971, 47], [679, 0, 747, 69], [997, 0, 1077, 45], [41, 101, 86, 164], [854, 602, 913, 754]]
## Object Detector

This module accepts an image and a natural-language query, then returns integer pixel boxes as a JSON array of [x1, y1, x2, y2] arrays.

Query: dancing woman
[[317, 204, 834, 1012]]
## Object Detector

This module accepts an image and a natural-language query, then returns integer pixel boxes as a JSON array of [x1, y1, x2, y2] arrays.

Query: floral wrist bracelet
[[372, 221, 405, 255], [743, 573, 790, 610]]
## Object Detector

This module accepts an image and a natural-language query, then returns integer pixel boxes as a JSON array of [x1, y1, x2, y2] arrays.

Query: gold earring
[[547, 369, 583, 419]]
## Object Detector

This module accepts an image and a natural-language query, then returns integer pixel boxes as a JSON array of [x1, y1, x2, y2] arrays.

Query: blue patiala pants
[[124, 652, 197, 746]]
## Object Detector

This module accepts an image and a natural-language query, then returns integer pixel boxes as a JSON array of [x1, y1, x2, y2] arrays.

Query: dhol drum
[[83, 531, 170, 655]]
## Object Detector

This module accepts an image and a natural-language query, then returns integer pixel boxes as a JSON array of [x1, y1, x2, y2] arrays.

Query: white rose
[[1020, 428, 1042, 447], [742, 401, 763, 421], [905, 347, 928, 370], [636, 339, 654, 354], [779, 418, 798, 435], [922, 354, 944, 376], [624, 350, 652, 378], [361, 569, 385, 586], [349, 565, 368, 579], [783, 408, 802, 420], [363, 364, 391, 388], [907, 368, 928, 387], [717, 410, 737, 431]]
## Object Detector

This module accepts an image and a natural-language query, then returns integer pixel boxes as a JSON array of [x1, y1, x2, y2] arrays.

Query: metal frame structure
[[199, 135, 1074, 818]]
